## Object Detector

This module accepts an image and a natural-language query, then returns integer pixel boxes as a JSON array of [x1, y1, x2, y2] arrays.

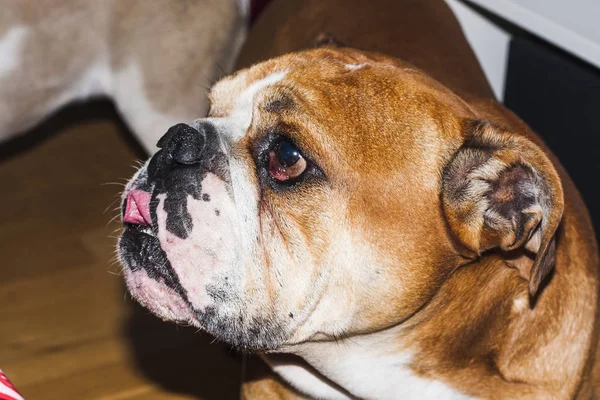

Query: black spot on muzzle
[[146, 122, 231, 239], [120, 230, 190, 303]]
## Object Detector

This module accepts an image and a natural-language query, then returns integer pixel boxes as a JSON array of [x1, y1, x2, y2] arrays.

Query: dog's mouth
[[119, 187, 200, 325], [116, 140, 290, 349], [123, 189, 153, 231], [120, 188, 159, 256], [120, 188, 160, 260]]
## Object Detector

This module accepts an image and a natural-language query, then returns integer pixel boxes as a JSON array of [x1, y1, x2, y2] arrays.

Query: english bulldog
[[117, 1, 600, 399], [0, 0, 247, 153]]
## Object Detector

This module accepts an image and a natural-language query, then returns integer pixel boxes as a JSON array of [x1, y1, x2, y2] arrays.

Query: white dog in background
[[0, 0, 248, 153]]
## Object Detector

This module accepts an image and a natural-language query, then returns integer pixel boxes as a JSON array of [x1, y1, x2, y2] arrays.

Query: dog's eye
[[268, 139, 307, 181]]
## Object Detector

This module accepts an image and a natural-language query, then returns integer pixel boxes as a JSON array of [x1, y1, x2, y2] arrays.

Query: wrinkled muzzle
[[119, 120, 232, 316], [118, 121, 285, 349]]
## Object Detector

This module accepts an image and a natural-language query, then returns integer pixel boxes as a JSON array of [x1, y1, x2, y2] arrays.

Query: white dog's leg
[[108, 0, 247, 155], [0, 0, 246, 154], [111, 62, 184, 155], [0, 25, 33, 140], [0, 3, 110, 144], [263, 355, 353, 400]]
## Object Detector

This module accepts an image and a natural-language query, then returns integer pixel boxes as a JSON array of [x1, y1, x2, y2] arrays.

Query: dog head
[[117, 48, 563, 351]]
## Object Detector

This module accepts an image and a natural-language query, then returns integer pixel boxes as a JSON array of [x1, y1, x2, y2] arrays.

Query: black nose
[[157, 123, 205, 165]]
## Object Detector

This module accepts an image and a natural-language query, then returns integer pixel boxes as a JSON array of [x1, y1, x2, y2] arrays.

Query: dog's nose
[[157, 123, 205, 165]]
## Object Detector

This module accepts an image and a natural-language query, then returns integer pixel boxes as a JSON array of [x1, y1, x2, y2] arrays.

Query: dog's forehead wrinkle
[[234, 70, 288, 114], [208, 70, 289, 141]]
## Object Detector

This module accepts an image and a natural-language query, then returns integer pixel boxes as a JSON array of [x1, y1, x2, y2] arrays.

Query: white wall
[[445, 0, 511, 101]]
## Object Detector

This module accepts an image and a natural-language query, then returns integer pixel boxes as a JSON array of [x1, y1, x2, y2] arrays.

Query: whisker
[[106, 213, 122, 227], [101, 182, 127, 187], [104, 200, 121, 216]]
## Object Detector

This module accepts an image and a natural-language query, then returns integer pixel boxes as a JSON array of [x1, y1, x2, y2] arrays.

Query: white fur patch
[[114, 62, 183, 153], [206, 70, 287, 141], [344, 62, 368, 71], [512, 296, 529, 314], [324, 351, 474, 399], [290, 336, 475, 400], [266, 356, 352, 400], [227, 157, 260, 260], [0, 26, 29, 78], [232, 70, 287, 132]]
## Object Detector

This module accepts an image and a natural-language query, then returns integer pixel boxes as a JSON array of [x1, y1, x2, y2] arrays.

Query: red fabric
[[0, 370, 24, 400]]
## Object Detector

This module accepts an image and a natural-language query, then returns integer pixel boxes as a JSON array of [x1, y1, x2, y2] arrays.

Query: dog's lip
[[123, 189, 152, 225], [123, 265, 201, 327], [123, 222, 155, 237]]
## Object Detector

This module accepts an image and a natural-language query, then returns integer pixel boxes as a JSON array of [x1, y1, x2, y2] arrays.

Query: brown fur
[[233, 0, 600, 398]]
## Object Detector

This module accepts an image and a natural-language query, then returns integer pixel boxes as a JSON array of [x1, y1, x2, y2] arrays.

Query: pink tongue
[[124, 190, 152, 225]]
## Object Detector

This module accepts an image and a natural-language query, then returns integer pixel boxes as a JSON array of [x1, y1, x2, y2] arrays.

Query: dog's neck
[[269, 253, 586, 399], [272, 324, 475, 400]]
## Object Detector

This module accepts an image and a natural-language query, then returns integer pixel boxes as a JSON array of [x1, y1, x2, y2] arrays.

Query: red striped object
[[0, 370, 23, 400]]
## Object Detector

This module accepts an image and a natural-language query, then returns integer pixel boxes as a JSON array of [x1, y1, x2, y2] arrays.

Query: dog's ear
[[442, 121, 564, 296], [314, 32, 345, 48]]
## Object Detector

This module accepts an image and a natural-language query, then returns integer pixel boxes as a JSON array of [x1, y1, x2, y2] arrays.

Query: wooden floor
[[0, 101, 241, 399]]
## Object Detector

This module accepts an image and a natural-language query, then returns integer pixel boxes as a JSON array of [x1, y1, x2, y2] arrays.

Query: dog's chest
[[280, 346, 476, 400]]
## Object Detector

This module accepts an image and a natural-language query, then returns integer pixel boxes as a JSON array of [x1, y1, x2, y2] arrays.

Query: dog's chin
[[118, 225, 201, 326], [118, 225, 288, 351], [123, 267, 200, 325]]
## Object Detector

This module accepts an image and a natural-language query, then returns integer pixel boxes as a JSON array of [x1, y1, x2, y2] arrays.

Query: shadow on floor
[[121, 298, 243, 399], [0, 98, 146, 163]]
